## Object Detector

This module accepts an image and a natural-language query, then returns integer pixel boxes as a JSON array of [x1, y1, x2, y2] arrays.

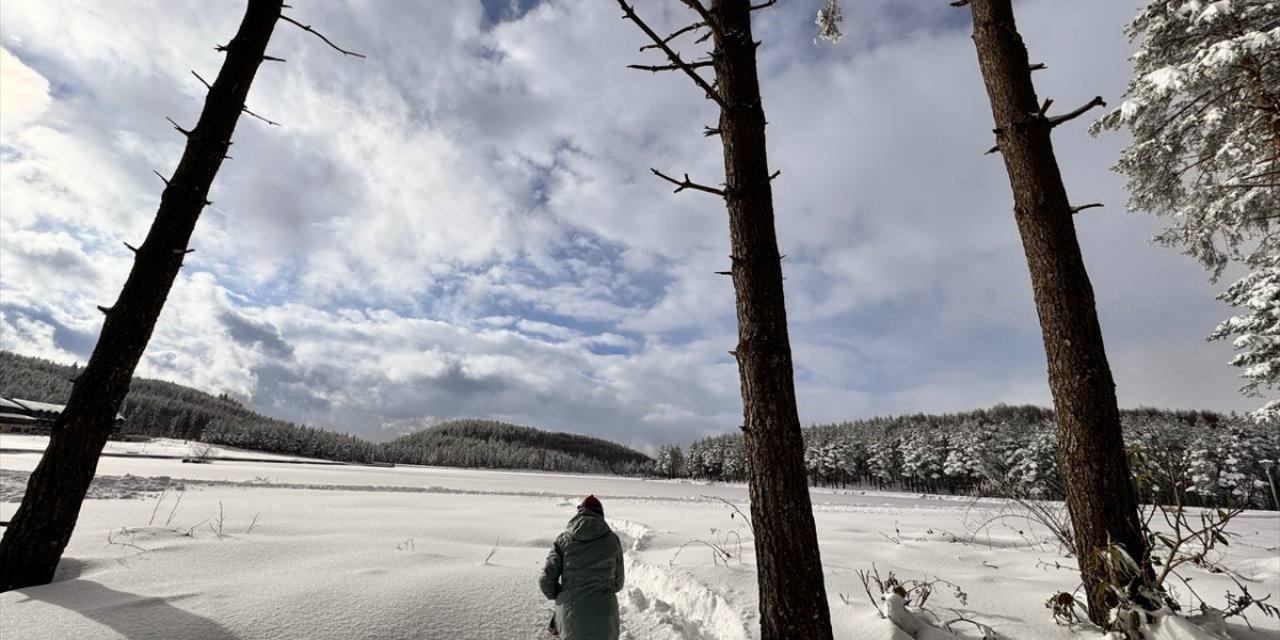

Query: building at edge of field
[[0, 398, 125, 435]]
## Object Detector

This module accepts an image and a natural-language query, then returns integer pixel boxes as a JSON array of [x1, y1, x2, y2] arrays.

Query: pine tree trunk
[[965, 0, 1148, 625], [710, 1, 834, 638], [1239, 54, 1280, 161], [0, 0, 283, 592]]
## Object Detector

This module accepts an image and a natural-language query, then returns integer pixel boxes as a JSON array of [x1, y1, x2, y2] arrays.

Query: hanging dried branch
[[279, 14, 367, 58], [629, 60, 714, 73], [618, 0, 726, 109], [640, 21, 707, 52], [241, 106, 280, 126], [651, 168, 726, 196], [676, 0, 719, 31], [191, 70, 213, 89], [194, 70, 279, 126], [1047, 96, 1106, 128], [165, 117, 192, 137]]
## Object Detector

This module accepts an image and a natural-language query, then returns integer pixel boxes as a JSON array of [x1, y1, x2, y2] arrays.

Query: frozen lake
[[1, 439, 1276, 640]]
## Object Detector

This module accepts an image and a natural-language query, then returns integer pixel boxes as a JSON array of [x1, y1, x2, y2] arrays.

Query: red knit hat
[[580, 494, 604, 516]]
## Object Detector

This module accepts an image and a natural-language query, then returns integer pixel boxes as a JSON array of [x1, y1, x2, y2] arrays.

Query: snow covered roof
[[8, 398, 66, 414], [1, 398, 125, 422]]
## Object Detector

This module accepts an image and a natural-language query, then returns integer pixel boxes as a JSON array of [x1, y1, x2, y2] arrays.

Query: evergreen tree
[[1092, 0, 1279, 278], [1209, 257, 1279, 421], [1093, 1, 1279, 420]]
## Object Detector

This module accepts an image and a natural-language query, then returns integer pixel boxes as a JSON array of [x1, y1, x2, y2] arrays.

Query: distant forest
[[0, 351, 651, 474], [655, 405, 1279, 510], [3, 351, 1276, 508]]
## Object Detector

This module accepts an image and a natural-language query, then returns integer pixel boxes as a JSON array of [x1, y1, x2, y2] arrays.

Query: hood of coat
[[566, 513, 612, 543]]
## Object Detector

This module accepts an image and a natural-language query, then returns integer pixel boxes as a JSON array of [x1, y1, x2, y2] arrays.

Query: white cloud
[[0, 47, 50, 135]]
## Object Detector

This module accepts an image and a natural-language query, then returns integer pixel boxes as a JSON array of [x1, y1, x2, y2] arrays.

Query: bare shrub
[[209, 501, 226, 539], [669, 501, 749, 567], [1080, 449, 1279, 638], [847, 564, 993, 639]]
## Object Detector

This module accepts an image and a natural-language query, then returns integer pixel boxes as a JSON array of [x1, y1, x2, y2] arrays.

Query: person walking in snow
[[539, 495, 625, 640]]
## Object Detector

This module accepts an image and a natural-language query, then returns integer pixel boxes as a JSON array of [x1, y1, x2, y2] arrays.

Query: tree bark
[[1239, 54, 1280, 163], [965, 0, 1149, 626], [0, 0, 283, 592], [710, 2, 834, 638]]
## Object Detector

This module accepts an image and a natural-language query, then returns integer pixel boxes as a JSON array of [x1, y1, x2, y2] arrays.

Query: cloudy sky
[[0, 0, 1261, 449]]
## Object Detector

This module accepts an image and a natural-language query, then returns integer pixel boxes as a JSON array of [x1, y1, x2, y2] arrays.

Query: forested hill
[[383, 420, 653, 475], [0, 351, 651, 474], [655, 404, 1279, 510]]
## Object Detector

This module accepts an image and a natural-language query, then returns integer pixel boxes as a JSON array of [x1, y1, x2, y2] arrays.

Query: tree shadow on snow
[[16, 579, 240, 640]]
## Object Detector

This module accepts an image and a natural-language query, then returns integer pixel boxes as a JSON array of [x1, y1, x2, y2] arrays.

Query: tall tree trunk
[[965, 0, 1148, 626], [0, 0, 283, 592], [711, 2, 834, 638]]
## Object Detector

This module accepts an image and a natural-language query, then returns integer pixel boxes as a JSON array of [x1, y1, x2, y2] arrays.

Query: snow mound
[[1235, 555, 1280, 583], [612, 519, 657, 550], [623, 557, 750, 640]]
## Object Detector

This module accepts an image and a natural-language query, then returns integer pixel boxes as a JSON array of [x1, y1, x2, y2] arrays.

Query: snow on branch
[[815, 0, 843, 44]]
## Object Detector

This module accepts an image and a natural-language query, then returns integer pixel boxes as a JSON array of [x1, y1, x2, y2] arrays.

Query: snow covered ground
[[0, 445, 1277, 640]]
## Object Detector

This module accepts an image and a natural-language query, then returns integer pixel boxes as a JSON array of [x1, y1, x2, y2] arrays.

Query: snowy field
[[1, 446, 1277, 640]]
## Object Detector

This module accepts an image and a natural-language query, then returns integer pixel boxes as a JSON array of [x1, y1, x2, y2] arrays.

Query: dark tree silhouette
[[618, 1, 833, 638], [960, 0, 1149, 624], [0, 0, 362, 591]]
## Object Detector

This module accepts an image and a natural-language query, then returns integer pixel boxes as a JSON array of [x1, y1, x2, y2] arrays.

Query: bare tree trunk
[[964, 0, 1149, 625], [710, 2, 834, 637], [0, 0, 284, 592], [617, 1, 833, 637]]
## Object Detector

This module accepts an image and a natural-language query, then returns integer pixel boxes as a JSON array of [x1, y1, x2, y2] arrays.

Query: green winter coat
[[539, 512, 625, 640]]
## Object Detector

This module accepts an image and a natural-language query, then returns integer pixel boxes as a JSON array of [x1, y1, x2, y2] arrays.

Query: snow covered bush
[[852, 565, 993, 640]]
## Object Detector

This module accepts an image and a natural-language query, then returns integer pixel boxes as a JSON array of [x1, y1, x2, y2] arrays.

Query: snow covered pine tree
[[1210, 257, 1279, 421], [1093, 0, 1279, 420]]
